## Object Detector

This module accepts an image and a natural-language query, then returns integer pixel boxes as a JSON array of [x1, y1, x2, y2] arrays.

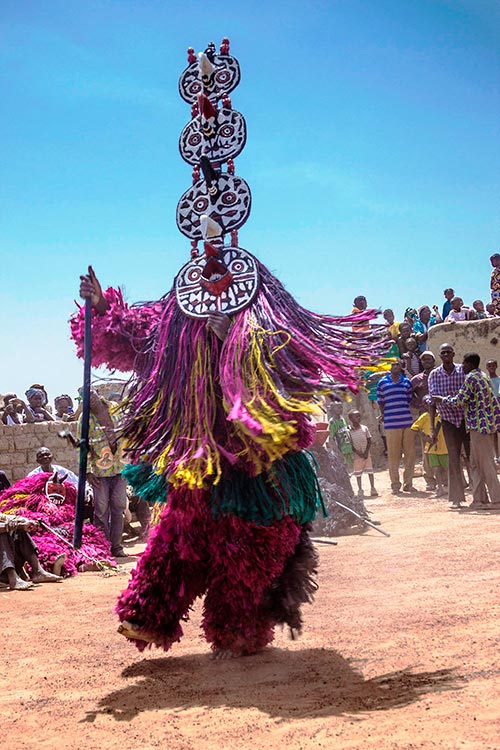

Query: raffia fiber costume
[[0, 474, 114, 576], [70, 40, 387, 655]]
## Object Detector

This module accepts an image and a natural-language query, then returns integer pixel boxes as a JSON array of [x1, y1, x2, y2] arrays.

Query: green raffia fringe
[[122, 451, 327, 527], [211, 450, 327, 526], [122, 463, 168, 506]]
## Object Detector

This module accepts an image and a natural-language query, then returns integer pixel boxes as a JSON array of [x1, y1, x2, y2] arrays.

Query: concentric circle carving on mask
[[179, 108, 246, 166], [176, 174, 251, 239], [178, 54, 241, 104]]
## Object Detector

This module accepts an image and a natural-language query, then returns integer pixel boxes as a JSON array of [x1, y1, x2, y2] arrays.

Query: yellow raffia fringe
[[0, 493, 27, 513], [156, 335, 222, 490], [223, 319, 323, 452], [147, 318, 332, 490]]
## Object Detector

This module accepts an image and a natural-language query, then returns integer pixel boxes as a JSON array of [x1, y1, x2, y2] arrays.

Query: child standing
[[411, 406, 448, 498], [348, 410, 378, 497], [402, 336, 422, 378], [328, 399, 353, 468]]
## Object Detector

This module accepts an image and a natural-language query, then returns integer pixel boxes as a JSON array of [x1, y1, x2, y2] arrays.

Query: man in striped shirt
[[377, 359, 415, 493], [428, 343, 469, 507]]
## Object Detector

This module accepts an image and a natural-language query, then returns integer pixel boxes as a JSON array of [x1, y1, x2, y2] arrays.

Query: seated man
[[28, 447, 79, 487], [0, 513, 62, 590]]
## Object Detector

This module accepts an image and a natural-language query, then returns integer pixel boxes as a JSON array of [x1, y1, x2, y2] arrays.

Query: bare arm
[[364, 435, 372, 459], [432, 306, 443, 324], [79, 265, 110, 315], [18, 400, 35, 423]]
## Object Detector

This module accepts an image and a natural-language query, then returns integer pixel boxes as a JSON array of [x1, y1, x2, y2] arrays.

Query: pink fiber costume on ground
[[70, 39, 388, 655], [0, 474, 114, 576]]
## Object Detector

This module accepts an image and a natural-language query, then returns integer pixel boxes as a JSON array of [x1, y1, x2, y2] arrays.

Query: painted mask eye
[[219, 124, 235, 138], [188, 81, 202, 95], [230, 259, 246, 273], [187, 267, 201, 282], [194, 197, 209, 213], [215, 69, 231, 85], [188, 133, 202, 146], [221, 192, 237, 206]]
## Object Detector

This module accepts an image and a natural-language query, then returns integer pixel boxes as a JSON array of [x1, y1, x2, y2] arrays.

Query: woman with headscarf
[[25, 388, 54, 422]]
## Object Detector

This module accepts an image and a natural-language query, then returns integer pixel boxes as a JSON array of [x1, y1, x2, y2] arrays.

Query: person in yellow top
[[383, 309, 401, 340], [411, 402, 448, 498]]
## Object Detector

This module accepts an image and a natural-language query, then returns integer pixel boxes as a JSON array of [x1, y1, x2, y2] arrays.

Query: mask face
[[179, 53, 241, 104], [175, 245, 259, 318], [179, 107, 246, 166], [45, 480, 67, 506], [176, 173, 252, 240]]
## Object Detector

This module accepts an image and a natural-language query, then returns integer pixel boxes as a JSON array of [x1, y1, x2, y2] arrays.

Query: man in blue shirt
[[377, 359, 415, 493], [442, 288, 454, 321]]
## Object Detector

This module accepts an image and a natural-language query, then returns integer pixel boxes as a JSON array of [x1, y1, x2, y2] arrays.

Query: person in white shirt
[[27, 447, 79, 487], [348, 410, 378, 498]]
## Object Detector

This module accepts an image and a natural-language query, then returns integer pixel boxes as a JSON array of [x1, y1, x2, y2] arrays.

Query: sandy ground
[[2, 469, 500, 750]]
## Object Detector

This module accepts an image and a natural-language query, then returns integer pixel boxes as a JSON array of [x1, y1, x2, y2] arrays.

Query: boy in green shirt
[[328, 399, 353, 467]]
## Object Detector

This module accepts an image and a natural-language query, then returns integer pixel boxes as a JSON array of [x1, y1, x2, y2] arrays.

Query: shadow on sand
[[82, 647, 462, 723]]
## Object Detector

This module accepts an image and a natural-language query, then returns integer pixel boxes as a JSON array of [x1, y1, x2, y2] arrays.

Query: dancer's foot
[[117, 620, 160, 643], [10, 576, 35, 591], [211, 648, 240, 660], [211, 640, 265, 659], [52, 553, 66, 576], [31, 569, 63, 584]]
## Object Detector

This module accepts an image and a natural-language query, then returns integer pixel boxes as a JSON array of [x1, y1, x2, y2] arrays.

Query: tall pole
[[74, 297, 92, 547]]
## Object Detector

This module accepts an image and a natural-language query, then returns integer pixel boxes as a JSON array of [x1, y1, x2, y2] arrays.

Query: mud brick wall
[[0, 422, 79, 484]]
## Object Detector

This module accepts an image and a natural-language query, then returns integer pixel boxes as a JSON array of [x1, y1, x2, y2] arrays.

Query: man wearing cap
[[428, 344, 469, 507]]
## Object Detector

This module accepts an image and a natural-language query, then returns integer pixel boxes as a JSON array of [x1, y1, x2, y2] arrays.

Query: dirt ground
[[2, 468, 500, 750]]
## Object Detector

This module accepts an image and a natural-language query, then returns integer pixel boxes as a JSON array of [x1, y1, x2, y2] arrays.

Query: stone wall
[[1, 390, 386, 485], [428, 318, 500, 364], [0, 422, 79, 484]]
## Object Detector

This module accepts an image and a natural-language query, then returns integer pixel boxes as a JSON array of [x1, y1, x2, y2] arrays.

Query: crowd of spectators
[[0, 386, 150, 588], [335, 269, 500, 510], [2, 258, 500, 585], [1, 386, 79, 425]]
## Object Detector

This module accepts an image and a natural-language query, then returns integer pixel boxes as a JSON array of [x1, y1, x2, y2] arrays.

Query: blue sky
[[1, 0, 499, 401]]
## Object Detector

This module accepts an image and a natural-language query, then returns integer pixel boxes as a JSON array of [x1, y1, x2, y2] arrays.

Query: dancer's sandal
[[117, 620, 160, 643]]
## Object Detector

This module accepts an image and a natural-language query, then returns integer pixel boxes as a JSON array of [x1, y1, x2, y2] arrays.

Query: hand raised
[[79, 266, 109, 314]]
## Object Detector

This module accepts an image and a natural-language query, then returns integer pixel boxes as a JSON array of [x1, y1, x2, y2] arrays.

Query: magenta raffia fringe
[[115, 486, 301, 653], [0, 473, 114, 575], [69, 262, 389, 486]]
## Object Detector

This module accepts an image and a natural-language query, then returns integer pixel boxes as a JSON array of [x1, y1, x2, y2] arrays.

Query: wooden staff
[[335, 500, 391, 537], [73, 297, 92, 548]]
